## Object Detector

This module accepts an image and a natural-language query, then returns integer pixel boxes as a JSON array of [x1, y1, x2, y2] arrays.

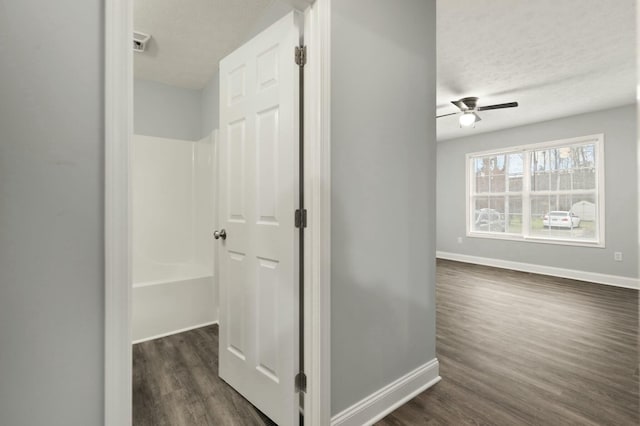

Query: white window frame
[[465, 134, 605, 248]]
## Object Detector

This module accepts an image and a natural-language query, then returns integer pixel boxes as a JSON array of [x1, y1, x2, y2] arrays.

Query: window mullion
[[523, 149, 531, 238], [504, 155, 510, 233], [468, 157, 474, 236]]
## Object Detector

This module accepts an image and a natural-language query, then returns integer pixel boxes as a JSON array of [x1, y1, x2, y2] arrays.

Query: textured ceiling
[[437, 0, 636, 141], [134, 0, 274, 89]]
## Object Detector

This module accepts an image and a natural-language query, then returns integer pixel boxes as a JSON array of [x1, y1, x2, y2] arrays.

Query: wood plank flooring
[[133, 325, 275, 426], [134, 260, 638, 425], [377, 259, 639, 426]]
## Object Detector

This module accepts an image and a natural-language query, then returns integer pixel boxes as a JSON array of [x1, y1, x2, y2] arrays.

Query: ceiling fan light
[[459, 112, 476, 127]]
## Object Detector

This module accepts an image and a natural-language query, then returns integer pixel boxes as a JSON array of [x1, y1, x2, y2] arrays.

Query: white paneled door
[[217, 11, 301, 426]]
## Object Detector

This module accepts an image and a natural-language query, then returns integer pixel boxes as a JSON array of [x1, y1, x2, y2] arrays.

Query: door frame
[[104, 0, 331, 425]]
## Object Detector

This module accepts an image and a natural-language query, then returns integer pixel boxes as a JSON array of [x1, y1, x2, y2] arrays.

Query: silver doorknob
[[213, 229, 227, 240]]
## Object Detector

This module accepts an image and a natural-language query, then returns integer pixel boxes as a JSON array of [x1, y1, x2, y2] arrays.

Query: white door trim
[[303, 1, 331, 425], [104, 0, 132, 425], [103, 0, 331, 425]]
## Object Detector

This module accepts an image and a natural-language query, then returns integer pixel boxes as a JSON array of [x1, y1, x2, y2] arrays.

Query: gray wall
[[200, 72, 220, 138], [134, 79, 202, 141], [437, 105, 638, 278], [136, 1, 299, 141], [0, 1, 104, 425], [0, 0, 439, 423], [331, 0, 437, 415], [134, 77, 218, 140], [244, 0, 296, 43]]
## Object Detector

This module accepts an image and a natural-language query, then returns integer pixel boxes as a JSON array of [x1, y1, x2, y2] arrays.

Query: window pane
[[529, 193, 597, 241], [531, 150, 550, 191], [505, 196, 522, 234], [551, 170, 570, 191], [491, 155, 506, 193], [473, 197, 505, 233], [507, 153, 523, 192], [493, 155, 506, 174], [552, 146, 576, 190], [530, 195, 552, 236], [474, 157, 490, 193], [532, 144, 597, 192], [474, 155, 507, 193], [491, 172, 505, 193], [572, 168, 596, 190], [473, 197, 489, 211], [572, 144, 597, 190], [570, 194, 598, 240]]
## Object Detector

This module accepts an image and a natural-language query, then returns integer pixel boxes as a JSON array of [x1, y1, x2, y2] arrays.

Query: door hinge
[[295, 45, 307, 66], [295, 372, 307, 393], [295, 209, 307, 228]]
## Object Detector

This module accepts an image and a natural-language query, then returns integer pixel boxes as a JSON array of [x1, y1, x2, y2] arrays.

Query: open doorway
[[125, 1, 327, 425]]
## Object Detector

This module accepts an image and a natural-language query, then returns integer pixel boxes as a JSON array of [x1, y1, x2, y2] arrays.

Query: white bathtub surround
[[132, 275, 216, 343], [132, 134, 217, 342]]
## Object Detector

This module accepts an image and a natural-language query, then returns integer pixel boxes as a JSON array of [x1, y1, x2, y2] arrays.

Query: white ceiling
[[134, 0, 275, 89], [135, 0, 636, 132], [437, 0, 636, 141]]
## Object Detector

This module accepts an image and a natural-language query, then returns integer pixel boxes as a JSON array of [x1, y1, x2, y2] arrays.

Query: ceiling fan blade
[[477, 102, 519, 111], [436, 112, 459, 118], [451, 100, 466, 111]]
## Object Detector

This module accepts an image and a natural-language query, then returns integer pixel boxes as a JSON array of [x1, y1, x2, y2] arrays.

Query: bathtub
[[132, 262, 217, 343], [132, 134, 217, 343]]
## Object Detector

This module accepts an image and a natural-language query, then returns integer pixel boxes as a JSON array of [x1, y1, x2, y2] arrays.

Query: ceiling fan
[[437, 97, 518, 127]]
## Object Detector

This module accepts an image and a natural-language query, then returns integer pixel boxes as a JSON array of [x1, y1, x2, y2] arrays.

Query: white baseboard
[[132, 321, 219, 344], [331, 359, 440, 426], [436, 251, 639, 290]]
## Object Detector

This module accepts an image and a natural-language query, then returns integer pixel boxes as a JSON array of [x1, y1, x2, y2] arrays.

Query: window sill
[[467, 231, 605, 248]]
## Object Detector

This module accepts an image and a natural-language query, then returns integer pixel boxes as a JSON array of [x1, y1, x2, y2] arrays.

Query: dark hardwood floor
[[133, 324, 274, 426], [378, 259, 639, 426], [134, 259, 638, 425]]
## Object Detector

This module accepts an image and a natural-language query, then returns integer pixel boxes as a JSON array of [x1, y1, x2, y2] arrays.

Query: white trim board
[[303, 1, 332, 425], [436, 251, 639, 290], [132, 321, 219, 344], [104, 1, 331, 425], [331, 359, 441, 426], [105, 0, 133, 425]]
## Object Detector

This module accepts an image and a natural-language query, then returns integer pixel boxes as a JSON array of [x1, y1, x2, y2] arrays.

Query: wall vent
[[133, 31, 151, 52]]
